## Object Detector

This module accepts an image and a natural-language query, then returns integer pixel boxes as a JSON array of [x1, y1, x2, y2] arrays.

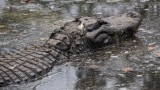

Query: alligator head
[[85, 11, 142, 47], [47, 11, 142, 53]]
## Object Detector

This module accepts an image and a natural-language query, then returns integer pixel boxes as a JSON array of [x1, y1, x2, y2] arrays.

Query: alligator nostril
[[49, 32, 55, 39], [84, 18, 88, 20], [97, 19, 108, 25], [86, 25, 94, 32], [127, 12, 138, 18], [75, 44, 80, 47], [60, 27, 64, 30]]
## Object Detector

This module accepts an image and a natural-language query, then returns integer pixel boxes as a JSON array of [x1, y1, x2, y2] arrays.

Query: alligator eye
[[84, 18, 88, 20], [49, 29, 62, 39], [86, 25, 93, 32], [56, 42, 68, 51], [103, 39, 109, 44]]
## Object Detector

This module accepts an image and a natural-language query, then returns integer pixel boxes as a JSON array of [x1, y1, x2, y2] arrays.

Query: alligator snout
[[85, 11, 142, 47], [86, 25, 114, 46]]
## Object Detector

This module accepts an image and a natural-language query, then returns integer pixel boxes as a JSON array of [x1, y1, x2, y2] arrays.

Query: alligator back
[[0, 47, 58, 86]]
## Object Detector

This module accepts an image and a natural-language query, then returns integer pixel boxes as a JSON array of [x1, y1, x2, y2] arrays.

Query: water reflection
[[143, 71, 160, 90], [72, 37, 144, 90], [1, 0, 144, 18], [0, 0, 5, 14], [1, 0, 160, 18], [75, 61, 106, 90]]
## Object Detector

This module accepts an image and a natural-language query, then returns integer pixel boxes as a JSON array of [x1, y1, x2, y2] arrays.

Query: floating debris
[[137, 74, 143, 77], [89, 64, 99, 69], [117, 73, 125, 78], [0, 32, 7, 35], [140, 0, 149, 2], [75, 0, 84, 2], [0, 25, 5, 29], [124, 51, 129, 54], [106, 0, 123, 2], [20, 0, 32, 3], [122, 67, 133, 73], [149, 42, 156, 46], [153, 50, 160, 57], [133, 40, 137, 42], [0, 41, 9, 46], [105, 51, 112, 54], [148, 46, 156, 51], [11, 30, 19, 33], [144, 9, 149, 11], [157, 67, 160, 71], [40, 37, 49, 41], [111, 55, 118, 58], [22, 13, 29, 16], [139, 28, 146, 31]]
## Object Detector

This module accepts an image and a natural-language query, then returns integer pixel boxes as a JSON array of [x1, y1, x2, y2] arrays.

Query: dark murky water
[[0, 0, 160, 90]]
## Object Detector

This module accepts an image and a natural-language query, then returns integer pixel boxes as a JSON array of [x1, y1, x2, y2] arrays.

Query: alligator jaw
[[85, 11, 142, 47]]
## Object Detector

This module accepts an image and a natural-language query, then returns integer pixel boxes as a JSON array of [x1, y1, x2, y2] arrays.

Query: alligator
[[0, 11, 142, 87]]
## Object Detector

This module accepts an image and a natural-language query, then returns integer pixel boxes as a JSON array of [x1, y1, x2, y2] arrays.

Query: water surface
[[0, 0, 160, 90]]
